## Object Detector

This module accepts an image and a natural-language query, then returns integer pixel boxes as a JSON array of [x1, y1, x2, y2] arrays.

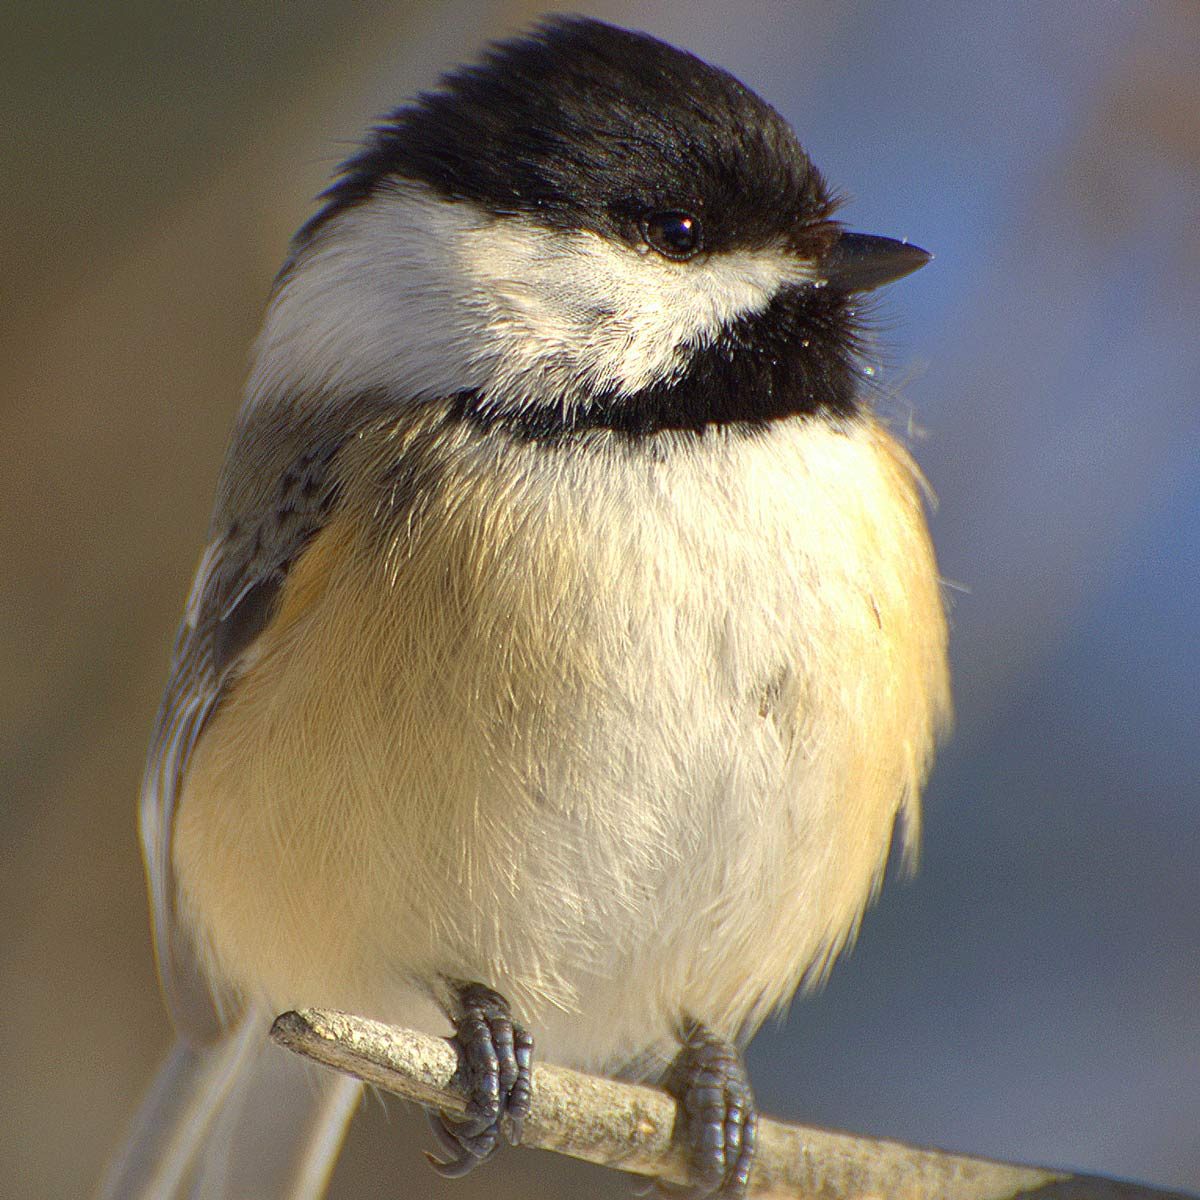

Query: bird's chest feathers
[[178, 412, 945, 1033], [276, 415, 931, 810]]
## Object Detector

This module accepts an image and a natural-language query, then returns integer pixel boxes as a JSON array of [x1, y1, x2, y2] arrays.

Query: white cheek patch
[[247, 182, 815, 411]]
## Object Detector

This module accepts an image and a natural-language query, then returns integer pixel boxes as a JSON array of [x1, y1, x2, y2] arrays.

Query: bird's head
[[252, 16, 928, 437]]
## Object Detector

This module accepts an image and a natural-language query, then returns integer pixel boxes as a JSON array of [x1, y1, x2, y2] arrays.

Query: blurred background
[[2, 1, 1197, 1196]]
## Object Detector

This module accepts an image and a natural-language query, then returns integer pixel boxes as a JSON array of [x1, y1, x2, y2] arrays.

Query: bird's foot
[[424, 982, 534, 1178], [661, 1023, 758, 1198]]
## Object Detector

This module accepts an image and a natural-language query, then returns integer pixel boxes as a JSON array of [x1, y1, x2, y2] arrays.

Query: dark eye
[[642, 210, 703, 260]]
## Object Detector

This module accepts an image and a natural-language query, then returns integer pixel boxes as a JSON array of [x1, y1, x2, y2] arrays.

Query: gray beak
[[821, 232, 932, 293]]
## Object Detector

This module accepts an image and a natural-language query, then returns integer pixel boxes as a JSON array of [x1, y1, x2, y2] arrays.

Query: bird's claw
[[425, 982, 534, 1178], [661, 1024, 758, 1198]]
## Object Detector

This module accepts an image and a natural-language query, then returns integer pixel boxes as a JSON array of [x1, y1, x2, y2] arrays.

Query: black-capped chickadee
[[102, 16, 949, 1200]]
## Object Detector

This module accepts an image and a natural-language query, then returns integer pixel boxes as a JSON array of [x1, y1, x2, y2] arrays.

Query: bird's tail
[[98, 1004, 362, 1200]]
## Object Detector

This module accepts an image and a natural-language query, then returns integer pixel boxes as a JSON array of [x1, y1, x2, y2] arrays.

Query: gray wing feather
[[142, 617, 229, 1041], [141, 422, 351, 1043]]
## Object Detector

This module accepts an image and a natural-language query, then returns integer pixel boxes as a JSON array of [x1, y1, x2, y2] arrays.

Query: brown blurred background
[[3, 2, 1197, 1198]]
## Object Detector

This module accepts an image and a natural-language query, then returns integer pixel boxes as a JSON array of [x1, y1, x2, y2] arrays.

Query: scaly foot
[[425, 982, 534, 1178], [662, 1022, 758, 1198]]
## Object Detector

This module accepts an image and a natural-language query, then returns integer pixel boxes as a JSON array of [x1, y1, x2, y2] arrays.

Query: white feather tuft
[[247, 182, 815, 413]]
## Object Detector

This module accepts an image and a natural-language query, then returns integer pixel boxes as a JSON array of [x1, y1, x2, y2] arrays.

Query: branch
[[271, 1008, 1194, 1200]]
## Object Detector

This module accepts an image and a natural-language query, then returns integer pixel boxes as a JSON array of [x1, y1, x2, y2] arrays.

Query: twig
[[271, 1008, 1194, 1200]]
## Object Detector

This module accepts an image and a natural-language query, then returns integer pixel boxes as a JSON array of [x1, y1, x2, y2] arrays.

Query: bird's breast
[[174, 410, 949, 1071]]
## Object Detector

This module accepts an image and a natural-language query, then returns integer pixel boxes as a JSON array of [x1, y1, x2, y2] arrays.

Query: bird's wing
[[141, 429, 349, 1041]]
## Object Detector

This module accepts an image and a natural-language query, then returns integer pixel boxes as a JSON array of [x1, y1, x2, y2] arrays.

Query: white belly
[[174, 413, 949, 1074]]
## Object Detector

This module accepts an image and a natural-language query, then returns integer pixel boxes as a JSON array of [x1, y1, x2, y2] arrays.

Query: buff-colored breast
[[173, 412, 949, 1073]]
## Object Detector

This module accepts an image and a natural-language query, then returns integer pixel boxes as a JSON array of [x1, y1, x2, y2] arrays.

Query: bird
[[101, 15, 950, 1200]]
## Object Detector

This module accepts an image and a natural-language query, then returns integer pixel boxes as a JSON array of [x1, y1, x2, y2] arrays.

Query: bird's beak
[[819, 232, 931, 293]]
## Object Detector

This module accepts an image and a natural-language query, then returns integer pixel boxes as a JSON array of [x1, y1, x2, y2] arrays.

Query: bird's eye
[[642, 211, 703, 261]]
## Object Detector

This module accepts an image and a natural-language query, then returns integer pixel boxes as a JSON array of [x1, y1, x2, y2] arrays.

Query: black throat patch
[[449, 282, 865, 440]]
